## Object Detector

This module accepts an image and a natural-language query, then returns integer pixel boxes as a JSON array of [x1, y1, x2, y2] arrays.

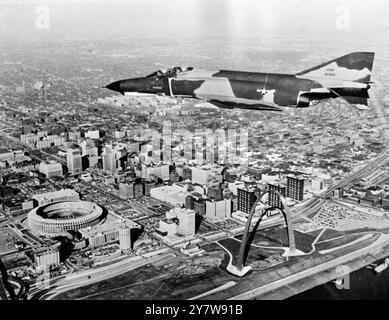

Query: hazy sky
[[0, 0, 388, 41]]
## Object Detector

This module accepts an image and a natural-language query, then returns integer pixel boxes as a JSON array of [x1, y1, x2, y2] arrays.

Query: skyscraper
[[207, 184, 223, 201], [193, 200, 206, 216], [119, 227, 132, 250], [268, 184, 286, 209], [286, 175, 304, 201], [102, 144, 118, 173], [177, 209, 196, 236], [66, 147, 82, 175], [182, 167, 192, 181], [185, 195, 195, 210], [34, 246, 60, 271], [205, 198, 232, 222], [134, 183, 144, 198], [237, 187, 257, 214]]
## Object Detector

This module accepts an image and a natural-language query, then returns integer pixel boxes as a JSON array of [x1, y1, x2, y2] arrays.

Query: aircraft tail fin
[[296, 52, 375, 83]]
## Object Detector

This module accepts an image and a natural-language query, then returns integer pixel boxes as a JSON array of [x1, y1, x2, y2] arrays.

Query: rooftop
[[32, 189, 79, 202], [79, 220, 139, 237]]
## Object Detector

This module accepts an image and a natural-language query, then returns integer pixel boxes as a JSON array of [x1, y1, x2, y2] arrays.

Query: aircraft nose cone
[[105, 80, 122, 93], [105, 77, 154, 95]]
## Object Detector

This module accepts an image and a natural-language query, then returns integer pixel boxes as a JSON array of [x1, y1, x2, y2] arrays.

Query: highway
[[29, 252, 173, 300], [293, 147, 389, 218]]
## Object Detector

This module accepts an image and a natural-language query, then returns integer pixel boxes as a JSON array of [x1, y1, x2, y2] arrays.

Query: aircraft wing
[[207, 99, 283, 112]]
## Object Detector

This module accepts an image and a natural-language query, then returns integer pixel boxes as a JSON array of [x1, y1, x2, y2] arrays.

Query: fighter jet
[[105, 52, 374, 112]]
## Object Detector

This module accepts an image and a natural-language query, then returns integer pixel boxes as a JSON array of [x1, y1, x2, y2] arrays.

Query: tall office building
[[237, 187, 257, 214], [184, 136, 196, 162], [119, 227, 132, 250], [182, 167, 192, 181], [101, 144, 126, 173], [207, 185, 223, 201], [102, 144, 120, 173], [268, 184, 286, 209], [177, 209, 196, 236], [67, 148, 82, 175], [311, 178, 324, 192], [287, 176, 304, 201], [151, 138, 163, 163], [34, 245, 61, 271], [193, 200, 206, 216], [144, 181, 156, 196], [185, 195, 195, 210], [80, 140, 98, 157], [134, 183, 144, 198], [205, 198, 231, 222]]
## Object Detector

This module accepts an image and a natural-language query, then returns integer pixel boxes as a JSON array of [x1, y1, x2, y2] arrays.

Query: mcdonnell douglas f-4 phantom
[[105, 52, 374, 112]]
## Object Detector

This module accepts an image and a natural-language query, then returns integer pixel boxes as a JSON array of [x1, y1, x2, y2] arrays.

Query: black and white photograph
[[1, 0, 389, 307]]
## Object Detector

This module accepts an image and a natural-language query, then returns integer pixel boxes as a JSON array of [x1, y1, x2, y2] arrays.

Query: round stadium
[[28, 201, 105, 237]]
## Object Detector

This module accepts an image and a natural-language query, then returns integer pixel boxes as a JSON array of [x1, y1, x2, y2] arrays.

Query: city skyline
[[1, 0, 389, 303]]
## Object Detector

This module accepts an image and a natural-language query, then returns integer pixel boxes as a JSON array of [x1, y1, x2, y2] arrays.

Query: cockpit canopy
[[147, 66, 194, 78]]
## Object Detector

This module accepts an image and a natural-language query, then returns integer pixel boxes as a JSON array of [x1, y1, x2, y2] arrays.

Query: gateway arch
[[235, 188, 296, 271]]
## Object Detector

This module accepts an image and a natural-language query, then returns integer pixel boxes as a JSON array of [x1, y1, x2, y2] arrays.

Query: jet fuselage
[[106, 52, 374, 111]]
